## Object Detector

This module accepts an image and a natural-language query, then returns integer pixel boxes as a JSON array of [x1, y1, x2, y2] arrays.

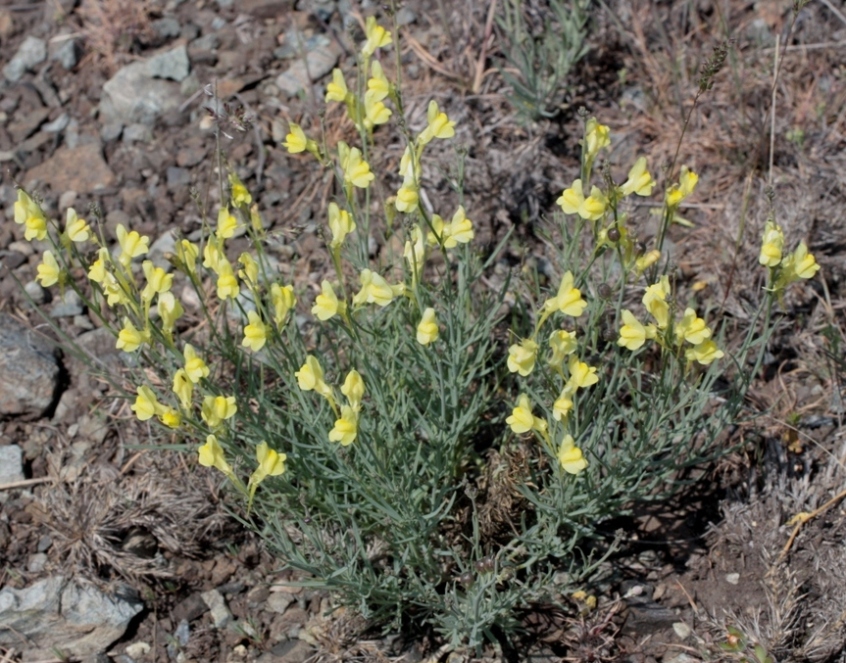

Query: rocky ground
[[1, 0, 845, 662]]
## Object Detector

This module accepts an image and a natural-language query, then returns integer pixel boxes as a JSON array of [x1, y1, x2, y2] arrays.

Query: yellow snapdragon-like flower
[[88, 247, 110, 284], [417, 100, 456, 145], [328, 202, 356, 249], [556, 179, 607, 221], [242, 310, 268, 352], [635, 249, 661, 275], [229, 172, 252, 207], [157, 291, 184, 333], [36, 250, 60, 288], [685, 339, 724, 366], [248, 441, 287, 509], [131, 385, 163, 421], [567, 356, 599, 390], [404, 225, 426, 276], [283, 123, 309, 153], [618, 310, 654, 351], [361, 16, 392, 57], [338, 141, 375, 189], [395, 182, 419, 213], [201, 395, 237, 428], [787, 242, 820, 280], [325, 68, 349, 102], [507, 338, 539, 377], [183, 344, 210, 383], [506, 394, 546, 435], [544, 271, 588, 317], [295, 355, 334, 400], [558, 434, 588, 475], [584, 117, 610, 159], [675, 308, 711, 346], [417, 307, 439, 346], [329, 405, 359, 445], [141, 260, 173, 303], [217, 206, 239, 240], [116, 224, 150, 267], [238, 252, 259, 287], [176, 239, 199, 275], [552, 390, 574, 422], [159, 408, 181, 429], [116, 319, 150, 352], [642, 276, 671, 328], [341, 370, 365, 411], [549, 330, 578, 365], [202, 237, 225, 275], [364, 89, 391, 129], [353, 269, 395, 307], [312, 280, 343, 321], [102, 273, 129, 307], [666, 166, 699, 207], [366, 60, 390, 101], [271, 283, 295, 326], [14, 189, 47, 242], [216, 263, 240, 300], [65, 208, 91, 243], [620, 157, 655, 197], [758, 220, 784, 267], [427, 207, 474, 248], [198, 434, 235, 479], [173, 368, 193, 410]]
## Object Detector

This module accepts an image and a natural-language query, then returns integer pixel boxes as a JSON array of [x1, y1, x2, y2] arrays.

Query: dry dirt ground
[[1, 0, 845, 661]]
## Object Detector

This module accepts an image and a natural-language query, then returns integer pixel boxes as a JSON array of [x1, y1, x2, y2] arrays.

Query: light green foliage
[[495, 0, 590, 120]]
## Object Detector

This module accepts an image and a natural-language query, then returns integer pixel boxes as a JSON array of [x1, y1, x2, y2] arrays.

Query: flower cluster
[[295, 356, 365, 446], [758, 219, 820, 290]]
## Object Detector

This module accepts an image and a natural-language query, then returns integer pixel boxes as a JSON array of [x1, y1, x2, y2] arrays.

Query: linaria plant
[[17, 13, 820, 652]]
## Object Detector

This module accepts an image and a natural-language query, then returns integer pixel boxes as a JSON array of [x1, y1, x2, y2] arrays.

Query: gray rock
[[0, 315, 60, 420], [395, 7, 416, 25], [0, 445, 24, 484], [24, 280, 46, 305], [27, 553, 48, 573], [99, 61, 183, 126], [52, 38, 80, 70], [3, 36, 47, 82], [149, 230, 177, 270], [43, 113, 70, 133], [100, 122, 124, 143], [146, 44, 190, 82], [191, 33, 220, 52], [0, 576, 143, 659], [122, 123, 153, 143], [166, 166, 191, 189], [152, 17, 182, 40], [50, 289, 84, 318], [200, 589, 232, 628], [275, 44, 340, 97], [265, 591, 293, 614]]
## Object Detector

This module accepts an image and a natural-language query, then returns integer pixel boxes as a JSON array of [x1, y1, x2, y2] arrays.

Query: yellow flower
[[216, 206, 239, 240], [202, 237, 225, 274], [352, 269, 395, 307], [417, 307, 439, 346], [675, 308, 712, 346], [567, 356, 599, 390], [642, 276, 671, 328], [296, 355, 327, 392], [506, 394, 546, 435], [635, 249, 661, 275], [36, 250, 60, 288], [271, 283, 295, 326], [102, 273, 129, 307], [248, 441, 287, 509], [758, 219, 784, 267], [549, 330, 577, 365], [198, 434, 235, 478], [329, 405, 359, 445], [364, 89, 391, 129], [173, 368, 193, 410], [131, 385, 163, 421], [395, 182, 419, 213], [685, 340, 724, 366], [116, 319, 150, 352], [250, 204, 264, 233], [216, 264, 240, 300], [782, 242, 820, 281], [446, 206, 474, 246], [328, 202, 355, 249], [666, 166, 699, 207], [556, 179, 607, 221], [341, 370, 365, 411], [157, 291, 184, 332], [141, 260, 173, 303], [201, 395, 237, 428], [88, 247, 110, 284], [242, 310, 268, 351], [558, 434, 588, 475], [312, 280, 343, 320], [507, 338, 539, 377], [159, 408, 182, 429], [544, 271, 588, 317], [618, 310, 653, 351], [584, 117, 610, 159], [417, 100, 455, 144], [552, 390, 574, 421], [176, 239, 199, 275], [620, 157, 655, 197], [338, 142, 375, 189], [229, 172, 252, 206], [366, 60, 390, 101], [361, 16, 392, 56], [65, 208, 91, 243], [116, 224, 149, 267], [14, 189, 47, 241], [238, 252, 259, 286], [283, 123, 308, 153], [183, 344, 210, 383], [325, 68, 349, 102]]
